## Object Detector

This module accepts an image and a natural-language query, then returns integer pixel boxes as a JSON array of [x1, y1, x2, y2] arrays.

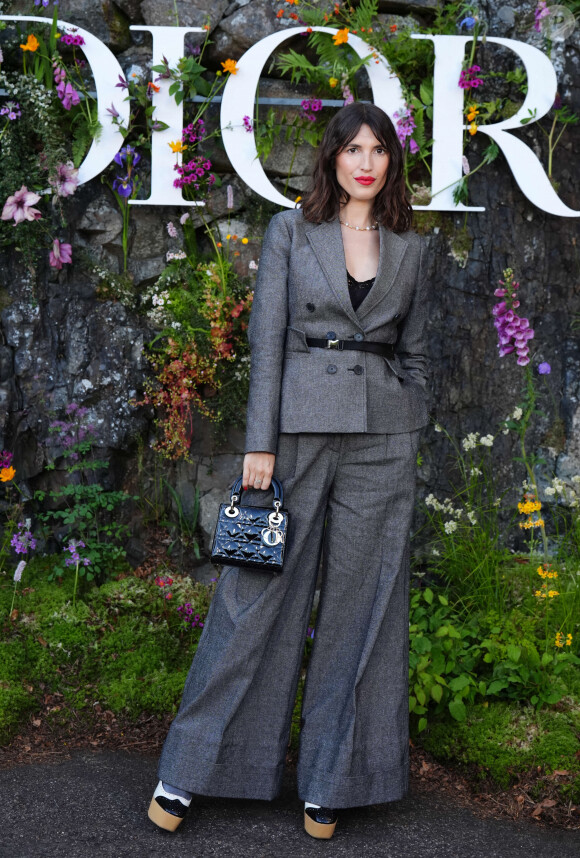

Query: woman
[[148, 101, 429, 840]]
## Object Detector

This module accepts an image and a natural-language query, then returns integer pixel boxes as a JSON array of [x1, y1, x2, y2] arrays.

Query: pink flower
[[167, 221, 177, 238], [56, 81, 81, 110], [49, 161, 79, 198], [49, 239, 73, 269], [1, 186, 42, 224]]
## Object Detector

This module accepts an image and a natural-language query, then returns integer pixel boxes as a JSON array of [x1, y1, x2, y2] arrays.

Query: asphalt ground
[[0, 751, 578, 858]]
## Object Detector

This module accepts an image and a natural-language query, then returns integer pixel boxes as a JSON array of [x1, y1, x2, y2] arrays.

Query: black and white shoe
[[148, 780, 191, 832], [304, 804, 338, 839]]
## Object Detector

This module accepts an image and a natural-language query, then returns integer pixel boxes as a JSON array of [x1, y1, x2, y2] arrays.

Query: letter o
[[220, 27, 405, 207]]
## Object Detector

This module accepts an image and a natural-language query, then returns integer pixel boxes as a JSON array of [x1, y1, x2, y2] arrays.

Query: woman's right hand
[[243, 452, 276, 491]]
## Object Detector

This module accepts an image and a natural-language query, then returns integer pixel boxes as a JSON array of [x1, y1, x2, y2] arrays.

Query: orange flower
[[289, 12, 298, 18], [0, 466, 15, 482], [276, 8, 284, 16], [148, 82, 161, 93], [20, 34, 39, 52], [390, 24, 397, 33], [285, 0, 299, 4], [221, 58, 238, 75], [333, 28, 349, 45], [306, 27, 313, 32]]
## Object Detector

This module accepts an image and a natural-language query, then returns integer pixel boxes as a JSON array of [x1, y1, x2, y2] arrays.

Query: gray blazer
[[244, 209, 430, 454]]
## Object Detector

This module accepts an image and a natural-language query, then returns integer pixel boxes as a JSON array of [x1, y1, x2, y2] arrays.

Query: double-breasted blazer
[[244, 209, 430, 454]]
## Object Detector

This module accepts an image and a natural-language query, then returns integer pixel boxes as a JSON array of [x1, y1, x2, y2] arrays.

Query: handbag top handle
[[230, 475, 284, 508]]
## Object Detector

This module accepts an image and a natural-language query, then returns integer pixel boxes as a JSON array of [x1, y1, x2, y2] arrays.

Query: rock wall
[[0, 0, 579, 571]]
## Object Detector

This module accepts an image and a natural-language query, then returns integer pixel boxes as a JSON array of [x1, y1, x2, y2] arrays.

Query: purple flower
[[393, 105, 417, 150], [113, 175, 134, 198], [56, 81, 81, 111], [60, 33, 86, 47], [115, 75, 129, 90], [114, 145, 141, 168], [534, 0, 550, 33], [1, 186, 42, 224], [65, 539, 89, 567], [49, 161, 79, 198], [242, 115, 253, 133], [538, 362, 551, 374], [49, 239, 73, 270], [0, 450, 13, 469], [409, 138, 420, 155], [0, 102, 21, 120], [106, 103, 120, 119], [459, 16, 477, 30], [11, 523, 37, 555], [459, 65, 484, 89]]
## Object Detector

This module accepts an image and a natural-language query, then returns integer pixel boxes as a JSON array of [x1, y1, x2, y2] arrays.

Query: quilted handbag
[[210, 475, 289, 572]]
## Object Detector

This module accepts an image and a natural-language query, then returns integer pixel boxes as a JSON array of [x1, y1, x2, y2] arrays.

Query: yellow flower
[[466, 104, 479, 121], [20, 34, 39, 52], [548, 589, 559, 598], [221, 58, 238, 75], [0, 466, 15, 482], [241, 237, 249, 244], [329, 77, 339, 88], [555, 632, 563, 647], [226, 234, 231, 240], [295, 196, 302, 203], [333, 28, 350, 45], [468, 121, 478, 136], [566, 633, 573, 645], [168, 140, 187, 153]]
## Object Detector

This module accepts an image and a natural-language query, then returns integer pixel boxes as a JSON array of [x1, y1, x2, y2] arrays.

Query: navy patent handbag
[[210, 476, 289, 572]]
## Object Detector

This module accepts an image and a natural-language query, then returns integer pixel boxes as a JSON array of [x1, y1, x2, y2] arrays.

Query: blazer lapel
[[355, 226, 408, 321], [304, 219, 361, 327]]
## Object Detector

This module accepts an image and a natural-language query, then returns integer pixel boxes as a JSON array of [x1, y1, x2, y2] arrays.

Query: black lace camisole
[[347, 270, 375, 312]]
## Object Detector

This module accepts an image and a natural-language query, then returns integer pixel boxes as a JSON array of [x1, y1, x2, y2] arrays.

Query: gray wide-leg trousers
[[158, 430, 420, 809]]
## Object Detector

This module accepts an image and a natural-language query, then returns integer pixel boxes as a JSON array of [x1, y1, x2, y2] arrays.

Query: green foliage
[[33, 406, 135, 587], [0, 566, 212, 742], [409, 587, 484, 733], [419, 699, 580, 802]]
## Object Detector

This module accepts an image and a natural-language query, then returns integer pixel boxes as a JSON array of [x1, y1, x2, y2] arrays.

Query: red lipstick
[[355, 176, 375, 185]]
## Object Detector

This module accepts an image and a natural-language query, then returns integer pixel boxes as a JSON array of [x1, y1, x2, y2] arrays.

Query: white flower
[[493, 498, 501, 507], [502, 427, 510, 435], [180, 213, 190, 225], [434, 423, 443, 433], [571, 475, 580, 485], [467, 511, 477, 525], [462, 432, 479, 451], [545, 486, 556, 496], [14, 560, 26, 582], [470, 467, 482, 477], [249, 260, 258, 270], [480, 434, 494, 447], [512, 406, 523, 420], [432, 548, 440, 556], [444, 520, 458, 534]]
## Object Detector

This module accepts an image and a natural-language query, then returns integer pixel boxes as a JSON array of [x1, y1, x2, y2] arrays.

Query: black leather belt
[[305, 337, 395, 358]]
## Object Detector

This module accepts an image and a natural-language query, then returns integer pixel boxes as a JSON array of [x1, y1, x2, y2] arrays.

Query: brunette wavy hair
[[300, 102, 413, 233]]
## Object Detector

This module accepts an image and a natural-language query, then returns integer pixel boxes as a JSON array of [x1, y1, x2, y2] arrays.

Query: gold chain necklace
[[339, 218, 378, 231]]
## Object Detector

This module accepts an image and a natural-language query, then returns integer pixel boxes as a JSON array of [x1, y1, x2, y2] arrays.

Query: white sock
[[304, 801, 321, 809]]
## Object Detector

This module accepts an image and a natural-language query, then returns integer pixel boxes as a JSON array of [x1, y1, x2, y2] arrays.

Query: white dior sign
[[1, 16, 578, 217]]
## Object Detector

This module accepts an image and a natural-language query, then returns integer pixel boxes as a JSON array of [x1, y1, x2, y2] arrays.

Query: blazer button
[[354, 332, 364, 342], [306, 303, 315, 312], [327, 364, 337, 374], [353, 365, 364, 375], [326, 330, 336, 339]]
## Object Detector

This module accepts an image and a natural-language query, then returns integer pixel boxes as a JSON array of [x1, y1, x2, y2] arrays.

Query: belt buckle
[[326, 338, 341, 349]]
